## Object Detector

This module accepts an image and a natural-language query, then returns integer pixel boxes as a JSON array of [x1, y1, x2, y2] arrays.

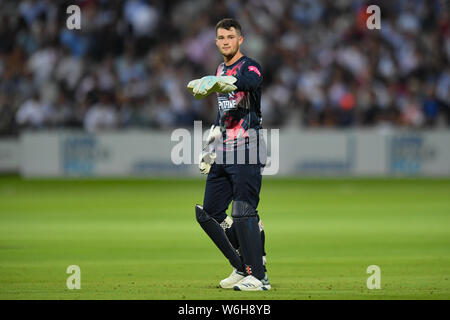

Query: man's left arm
[[234, 62, 263, 92]]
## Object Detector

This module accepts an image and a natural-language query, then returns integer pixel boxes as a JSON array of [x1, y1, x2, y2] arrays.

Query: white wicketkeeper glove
[[198, 150, 216, 175], [206, 124, 222, 145], [187, 76, 237, 100], [198, 125, 222, 174]]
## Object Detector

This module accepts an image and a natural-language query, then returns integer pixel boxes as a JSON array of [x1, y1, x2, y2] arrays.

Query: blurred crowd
[[0, 0, 449, 135]]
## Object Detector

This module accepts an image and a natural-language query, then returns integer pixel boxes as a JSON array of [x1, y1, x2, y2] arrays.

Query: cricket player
[[187, 18, 270, 291]]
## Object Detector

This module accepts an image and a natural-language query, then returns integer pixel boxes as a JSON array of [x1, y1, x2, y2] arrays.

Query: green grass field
[[0, 176, 449, 300]]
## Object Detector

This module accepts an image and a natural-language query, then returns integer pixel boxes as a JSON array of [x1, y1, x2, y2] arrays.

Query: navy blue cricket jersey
[[214, 55, 263, 153]]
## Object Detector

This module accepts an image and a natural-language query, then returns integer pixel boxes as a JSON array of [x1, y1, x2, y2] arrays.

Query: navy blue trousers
[[203, 163, 262, 223]]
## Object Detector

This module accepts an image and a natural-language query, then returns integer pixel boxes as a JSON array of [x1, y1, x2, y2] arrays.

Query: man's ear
[[239, 36, 244, 45]]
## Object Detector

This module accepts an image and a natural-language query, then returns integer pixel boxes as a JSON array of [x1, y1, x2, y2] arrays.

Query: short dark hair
[[215, 18, 242, 36]]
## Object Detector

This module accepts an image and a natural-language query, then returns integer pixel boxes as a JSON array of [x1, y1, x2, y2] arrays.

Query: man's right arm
[[187, 76, 237, 99]]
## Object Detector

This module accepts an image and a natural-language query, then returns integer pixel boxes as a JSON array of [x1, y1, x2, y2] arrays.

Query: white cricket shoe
[[233, 274, 271, 291], [219, 269, 246, 289]]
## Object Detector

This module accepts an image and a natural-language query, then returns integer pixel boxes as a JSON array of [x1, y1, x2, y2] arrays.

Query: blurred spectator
[[15, 92, 52, 129], [422, 86, 440, 127], [83, 91, 118, 133], [48, 92, 73, 128], [0, 0, 448, 136]]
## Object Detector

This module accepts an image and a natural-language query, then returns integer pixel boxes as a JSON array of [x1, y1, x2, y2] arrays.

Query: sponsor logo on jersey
[[218, 99, 237, 110]]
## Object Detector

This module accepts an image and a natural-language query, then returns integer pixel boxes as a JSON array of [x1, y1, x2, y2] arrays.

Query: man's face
[[216, 27, 243, 59]]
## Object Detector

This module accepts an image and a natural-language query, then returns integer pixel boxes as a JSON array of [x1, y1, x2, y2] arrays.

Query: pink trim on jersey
[[226, 60, 245, 76], [248, 66, 261, 77], [232, 91, 247, 105], [216, 64, 224, 76], [224, 119, 248, 143]]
